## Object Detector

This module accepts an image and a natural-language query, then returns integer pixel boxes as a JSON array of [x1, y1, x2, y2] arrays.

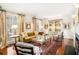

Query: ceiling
[[0, 3, 75, 21]]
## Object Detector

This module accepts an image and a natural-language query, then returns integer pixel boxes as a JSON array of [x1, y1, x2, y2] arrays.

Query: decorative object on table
[[38, 32, 44, 35], [37, 32, 44, 42]]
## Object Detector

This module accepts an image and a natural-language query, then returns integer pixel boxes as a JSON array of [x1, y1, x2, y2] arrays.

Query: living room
[[0, 3, 79, 55]]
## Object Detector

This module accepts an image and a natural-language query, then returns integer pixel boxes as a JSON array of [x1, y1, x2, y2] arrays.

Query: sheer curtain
[[6, 12, 18, 44], [0, 10, 6, 49], [6, 13, 25, 44]]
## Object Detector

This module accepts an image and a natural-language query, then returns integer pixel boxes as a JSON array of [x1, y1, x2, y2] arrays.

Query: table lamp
[[11, 25, 18, 35]]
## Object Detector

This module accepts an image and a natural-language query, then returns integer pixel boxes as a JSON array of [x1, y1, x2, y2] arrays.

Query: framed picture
[[44, 24, 48, 29], [26, 23, 31, 29], [63, 24, 67, 29], [49, 21, 52, 26]]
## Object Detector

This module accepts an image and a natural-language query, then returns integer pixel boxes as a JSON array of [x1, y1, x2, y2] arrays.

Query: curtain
[[32, 17, 36, 32], [16, 14, 24, 35], [0, 10, 6, 49]]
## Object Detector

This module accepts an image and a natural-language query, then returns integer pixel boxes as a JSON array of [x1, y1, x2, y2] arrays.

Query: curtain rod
[[34, 18, 42, 20], [32, 17, 42, 20], [0, 8, 25, 16]]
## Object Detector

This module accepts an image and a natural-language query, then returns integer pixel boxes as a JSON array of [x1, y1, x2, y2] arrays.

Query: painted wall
[[0, 3, 76, 33]]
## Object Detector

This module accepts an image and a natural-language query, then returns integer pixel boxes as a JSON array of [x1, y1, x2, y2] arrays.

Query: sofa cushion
[[27, 32, 35, 36], [23, 38, 32, 43], [20, 32, 36, 43], [21, 32, 28, 37]]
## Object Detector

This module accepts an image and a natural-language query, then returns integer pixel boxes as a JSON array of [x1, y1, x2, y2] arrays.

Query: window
[[6, 13, 17, 44]]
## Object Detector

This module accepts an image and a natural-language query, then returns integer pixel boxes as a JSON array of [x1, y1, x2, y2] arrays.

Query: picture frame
[[26, 23, 31, 29], [49, 20, 52, 26], [44, 24, 48, 29]]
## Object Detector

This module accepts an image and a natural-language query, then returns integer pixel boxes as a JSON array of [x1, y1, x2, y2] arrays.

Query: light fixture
[[11, 25, 18, 29]]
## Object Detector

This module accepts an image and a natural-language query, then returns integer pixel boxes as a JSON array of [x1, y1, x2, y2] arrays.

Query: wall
[[43, 20, 49, 34], [0, 3, 75, 23], [24, 15, 32, 32]]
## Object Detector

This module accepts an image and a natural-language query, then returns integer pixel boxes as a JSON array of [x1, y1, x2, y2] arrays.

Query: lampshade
[[11, 25, 18, 29]]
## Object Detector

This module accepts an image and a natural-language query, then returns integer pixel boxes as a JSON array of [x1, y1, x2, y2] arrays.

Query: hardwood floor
[[7, 45, 17, 55], [0, 45, 16, 55], [0, 47, 7, 55]]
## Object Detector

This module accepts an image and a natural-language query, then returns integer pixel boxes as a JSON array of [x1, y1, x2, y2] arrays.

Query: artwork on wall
[[44, 24, 48, 29], [62, 23, 66, 29], [63, 23, 70, 29], [49, 28, 52, 31], [49, 23, 52, 26], [26, 23, 31, 29], [67, 23, 71, 29], [65, 24, 67, 29], [49, 20, 52, 26]]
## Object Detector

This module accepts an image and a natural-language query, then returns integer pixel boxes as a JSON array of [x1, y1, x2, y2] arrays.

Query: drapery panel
[[0, 10, 6, 49], [16, 14, 25, 35], [32, 16, 36, 32]]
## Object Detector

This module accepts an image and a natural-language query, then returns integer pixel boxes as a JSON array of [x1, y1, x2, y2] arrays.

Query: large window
[[6, 12, 17, 44]]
